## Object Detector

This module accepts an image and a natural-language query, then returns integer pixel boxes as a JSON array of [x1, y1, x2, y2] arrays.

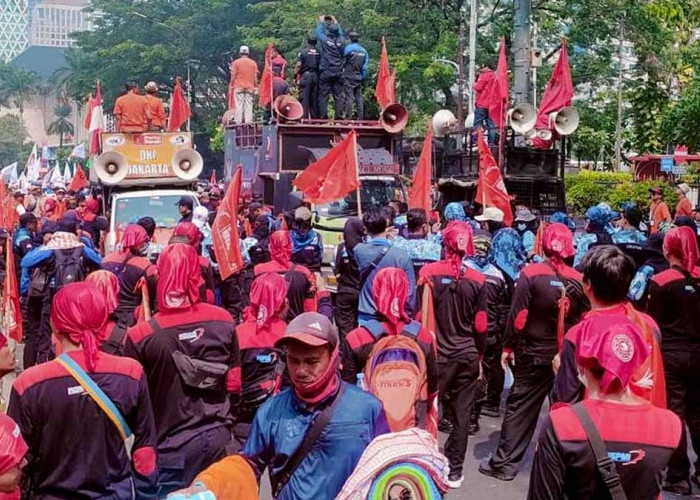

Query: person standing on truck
[[295, 33, 320, 119], [231, 46, 259, 124], [144, 81, 167, 131], [472, 65, 497, 145], [316, 15, 346, 119], [342, 30, 369, 120], [114, 81, 149, 133]]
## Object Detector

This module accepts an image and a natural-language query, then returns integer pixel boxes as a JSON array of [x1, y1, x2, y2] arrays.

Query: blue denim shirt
[[242, 383, 389, 500]]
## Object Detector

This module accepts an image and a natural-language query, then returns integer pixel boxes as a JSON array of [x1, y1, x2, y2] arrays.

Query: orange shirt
[[649, 200, 671, 234], [676, 197, 693, 218], [144, 94, 167, 129], [114, 92, 149, 132], [231, 57, 259, 90]]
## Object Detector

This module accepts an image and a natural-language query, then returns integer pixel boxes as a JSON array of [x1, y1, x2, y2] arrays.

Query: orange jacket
[[649, 200, 671, 234], [114, 92, 149, 132], [195, 455, 258, 499], [144, 94, 166, 129], [676, 197, 693, 218]]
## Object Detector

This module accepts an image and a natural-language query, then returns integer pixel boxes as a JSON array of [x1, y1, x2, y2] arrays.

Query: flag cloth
[[532, 40, 574, 148], [83, 93, 94, 130], [475, 129, 513, 226], [409, 125, 433, 213], [212, 166, 244, 280], [70, 143, 86, 159], [292, 130, 360, 205], [0, 163, 17, 184], [88, 83, 105, 156], [70, 164, 88, 192], [63, 162, 72, 184], [210, 170, 216, 184], [3, 237, 22, 342], [167, 78, 191, 132], [487, 38, 509, 128], [0, 180, 9, 231], [258, 44, 275, 108], [375, 37, 395, 109]]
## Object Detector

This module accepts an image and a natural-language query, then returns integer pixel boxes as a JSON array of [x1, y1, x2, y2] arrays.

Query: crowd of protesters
[[0, 179, 697, 499]]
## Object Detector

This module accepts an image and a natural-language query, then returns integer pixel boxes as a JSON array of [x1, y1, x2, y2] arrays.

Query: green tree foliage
[[47, 104, 75, 147], [0, 114, 28, 167], [0, 65, 40, 129]]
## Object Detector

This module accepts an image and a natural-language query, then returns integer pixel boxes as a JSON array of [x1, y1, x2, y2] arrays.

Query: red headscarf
[[51, 283, 109, 372], [269, 230, 293, 268], [82, 199, 99, 222], [120, 224, 149, 255], [86, 270, 119, 314], [156, 243, 201, 311], [442, 221, 475, 276], [43, 198, 57, 219], [173, 222, 203, 248], [543, 222, 575, 271], [372, 267, 410, 334], [664, 226, 699, 274], [0, 414, 27, 476], [244, 273, 287, 334]]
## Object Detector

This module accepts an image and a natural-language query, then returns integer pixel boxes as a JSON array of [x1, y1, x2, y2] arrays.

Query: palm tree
[[47, 104, 74, 147], [0, 66, 40, 130]]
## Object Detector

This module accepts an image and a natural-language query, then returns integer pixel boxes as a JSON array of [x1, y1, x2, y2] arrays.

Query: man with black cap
[[316, 15, 346, 119], [177, 196, 194, 223], [342, 30, 369, 120], [295, 33, 320, 118], [170, 312, 390, 500]]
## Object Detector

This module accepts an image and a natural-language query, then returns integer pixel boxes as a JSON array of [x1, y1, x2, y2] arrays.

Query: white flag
[[63, 163, 72, 184], [70, 143, 86, 159], [1, 163, 18, 183]]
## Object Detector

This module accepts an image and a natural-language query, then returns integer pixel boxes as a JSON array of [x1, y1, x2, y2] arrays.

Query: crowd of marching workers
[[0, 177, 697, 499]]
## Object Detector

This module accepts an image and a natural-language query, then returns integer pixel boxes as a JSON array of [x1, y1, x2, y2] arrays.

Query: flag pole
[[355, 132, 362, 218]]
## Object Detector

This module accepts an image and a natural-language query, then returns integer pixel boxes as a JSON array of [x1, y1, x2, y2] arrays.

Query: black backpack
[[52, 247, 87, 289]]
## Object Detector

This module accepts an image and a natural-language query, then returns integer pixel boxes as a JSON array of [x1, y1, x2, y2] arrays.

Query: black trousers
[[24, 294, 53, 368], [299, 71, 319, 119], [664, 348, 700, 483], [490, 354, 554, 475], [318, 71, 343, 119], [220, 272, 250, 324], [335, 287, 359, 339], [343, 79, 364, 120], [483, 340, 505, 410], [438, 353, 480, 475]]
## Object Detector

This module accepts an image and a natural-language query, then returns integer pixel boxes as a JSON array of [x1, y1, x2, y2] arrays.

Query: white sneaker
[[446, 473, 464, 489]]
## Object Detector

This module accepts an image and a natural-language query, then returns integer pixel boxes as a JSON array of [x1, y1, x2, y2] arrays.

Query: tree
[[0, 66, 40, 130], [0, 114, 28, 167], [47, 104, 75, 147]]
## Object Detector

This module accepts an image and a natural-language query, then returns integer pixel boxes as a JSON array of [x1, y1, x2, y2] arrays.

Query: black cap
[[57, 216, 78, 234], [13, 191, 24, 199], [249, 202, 263, 212], [176, 196, 194, 210], [41, 221, 59, 235], [19, 213, 36, 227]]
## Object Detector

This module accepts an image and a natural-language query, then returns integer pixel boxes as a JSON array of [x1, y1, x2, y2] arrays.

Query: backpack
[[240, 349, 285, 410], [363, 321, 428, 432], [53, 247, 86, 289]]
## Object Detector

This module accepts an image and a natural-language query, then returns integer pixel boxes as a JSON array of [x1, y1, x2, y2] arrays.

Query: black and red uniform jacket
[[504, 262, 582, 362], [647, 266, 700, 351], [8, 350, 158, 499], [418, 261, 488, 360], [102, 251, 157, 327], [528, 399, 681, 500], [123, 302, 240, 455]]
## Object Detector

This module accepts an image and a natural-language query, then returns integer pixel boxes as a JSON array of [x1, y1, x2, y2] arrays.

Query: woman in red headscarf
[[86, 270, 130, 355], [80, 198, 103, 247], [0, 414, 27, 500], [647, 226, 700, 493], [171, 222, 216, 304], [123, 243, 241, 496], [8, 283, 158, 498], [41, 198, 59, 223], [102, 224, 157, 326]]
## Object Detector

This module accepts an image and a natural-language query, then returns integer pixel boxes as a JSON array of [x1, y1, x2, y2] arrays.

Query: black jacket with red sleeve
[[8, 351, 158, 499], [123, 302, 240, 454], [102, 251, 157, 327], [528, 399, 681, 500]]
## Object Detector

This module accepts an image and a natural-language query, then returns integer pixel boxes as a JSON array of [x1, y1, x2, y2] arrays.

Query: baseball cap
[[192, 205, 209, 229], [239, 45, 250, 55], [295, 206, 312, 222], [275, 312, 339, 349], [475, 207, 505, 223], [248, 202, 263, 212], [175, 196, 194, 210], [649, 186, 664, 195]]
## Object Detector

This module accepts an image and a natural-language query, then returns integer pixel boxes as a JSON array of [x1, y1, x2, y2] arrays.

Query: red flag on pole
[[375, 37, 395, 109], [210, 170, 216, 185], [293, 130, 360, 205], [3, 237, 22, 341], [258, 44, 275, 108], [212, 166, 245, 280], [168, 78, 192, 132], [70, 164, 88, 192], [475, 129, 513, 225], [409, 124, 433, 213], [0, 179, 8, 231], [88, 83, 105, 156], [487, 38, 509, 128], [83, 93, 94, 130]]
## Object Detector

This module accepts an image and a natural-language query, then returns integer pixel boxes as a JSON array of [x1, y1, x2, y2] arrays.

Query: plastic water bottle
[[628, 265, 653, 302], [504, 367, 514, 390], [356, 373, 367, 391]]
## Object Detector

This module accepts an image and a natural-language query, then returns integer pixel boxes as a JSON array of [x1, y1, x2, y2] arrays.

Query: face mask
[[517, 223, 527, 232]]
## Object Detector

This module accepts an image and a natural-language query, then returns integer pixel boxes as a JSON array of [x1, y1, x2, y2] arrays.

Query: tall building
[[29, 0, 91, 48], [0, 0, 30, 61]]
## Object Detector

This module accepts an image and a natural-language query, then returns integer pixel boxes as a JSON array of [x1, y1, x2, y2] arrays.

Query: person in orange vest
[[144, 81, 166, 131], [675, 183, 693, 218], [649, 186, 671, 234], [114, 81, 149, 133]]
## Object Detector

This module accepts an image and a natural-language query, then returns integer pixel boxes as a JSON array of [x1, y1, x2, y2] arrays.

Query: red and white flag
[[475, 129, 513, 225], [168, 78, 191, 132], [88, 83, 105, 156], [409, 124, 433, 213], [212, 166, 245, 280], [3, 237, 22, 341]]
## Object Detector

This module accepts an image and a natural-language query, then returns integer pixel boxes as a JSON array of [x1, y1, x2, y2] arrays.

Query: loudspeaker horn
[[94, 151, 128, 185], [274, 95, 304, 123], [508, 103, 537, 135], [549, 106, 579, 136], [432, 109, 457, 137], [172, 148, 204, 181], [380, 103, 409, 133]]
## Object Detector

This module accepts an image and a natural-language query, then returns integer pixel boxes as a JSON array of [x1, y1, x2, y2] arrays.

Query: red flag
[[475, 129, 513, 225], [88, 83, 105, 156], [212, 166, 245, 280], [70, 164, 88, 192], [293, 130, 360, 205], [0, 179, 8, 231], [168, 78, 191, 132], [83, 93, 94, 130], [532, 40, 574, 148], [409, 124, 433, 213], [487, 38, 509, 128], [375, 37, 395, 109], [258, 44, 275, 108], [210, 170, 216, 184], [3, 237, 22, 341]]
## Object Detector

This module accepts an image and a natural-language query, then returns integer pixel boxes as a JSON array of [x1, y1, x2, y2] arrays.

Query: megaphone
[[432, 109, 457, 137], [274, 95, 304, 123], [94, 151, 128, 185], [172, 148, 204, 181], [549, 106, 580, 136], [380, 103, 409, 133], [508, 103, 537, 135]]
